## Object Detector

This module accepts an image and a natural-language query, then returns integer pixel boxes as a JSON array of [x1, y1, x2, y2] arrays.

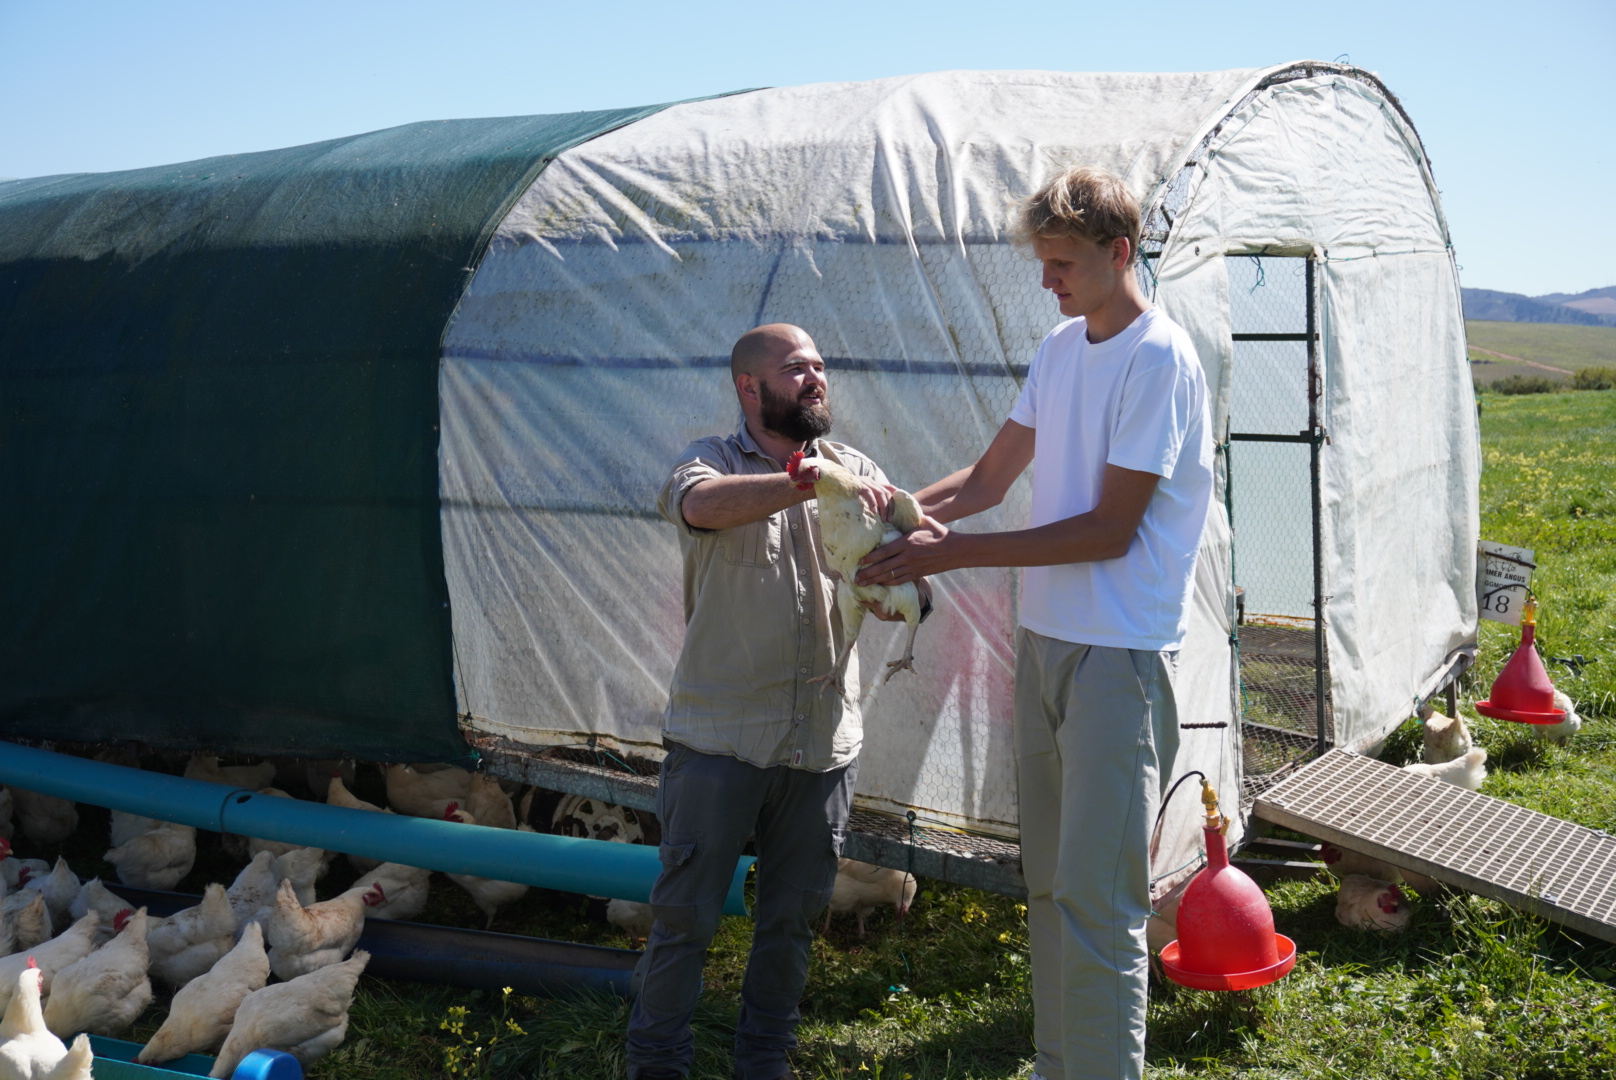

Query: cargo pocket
[[650, 840, 711, 937], [722, 515, 781, 567]]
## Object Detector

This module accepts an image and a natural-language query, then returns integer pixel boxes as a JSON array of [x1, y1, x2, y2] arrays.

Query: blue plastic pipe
[[0, 742, 751, 915]]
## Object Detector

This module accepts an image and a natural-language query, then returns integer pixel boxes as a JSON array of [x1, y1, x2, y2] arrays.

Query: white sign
[[1479, 541, 1535, 625]]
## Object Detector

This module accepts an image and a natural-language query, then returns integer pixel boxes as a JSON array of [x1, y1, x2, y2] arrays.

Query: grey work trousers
[[1014, 629, 1180, 1080], [625, 741, 856, 1080]]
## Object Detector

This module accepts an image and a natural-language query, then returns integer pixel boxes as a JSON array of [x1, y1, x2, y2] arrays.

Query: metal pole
[[1307, 257, 1327, 759]]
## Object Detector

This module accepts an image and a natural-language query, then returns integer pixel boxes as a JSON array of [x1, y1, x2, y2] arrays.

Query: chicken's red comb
[[114, 908, 135, 932], [785, 450, 815, 490], [16, 867, 31, 885], [443, 802, 460, 819], [26, 957, 37, 969], [365, 883, 387, 906], [0, 837, 11, 858]]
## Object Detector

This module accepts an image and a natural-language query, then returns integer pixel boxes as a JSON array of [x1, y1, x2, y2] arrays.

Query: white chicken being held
[[42, 908, 153, 1038], [210, 949, 369, 1078], [822, 859, 917, 938], [785, 452, 926, 695]]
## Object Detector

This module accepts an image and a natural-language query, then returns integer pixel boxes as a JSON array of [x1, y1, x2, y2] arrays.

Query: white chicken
[[104, 822, 196, 892], [42, 908, 153, 1038], [0, 963, 68, 1080], [0, 893, 50, 956], [264, 878, 382, 981], [1335, 874, 1413, 931], [1402, 747, 1488, 790], [324, 776, 392, 874], [244, 788, 303, 861], [146, 883, 236, 988], [210, 949, 369, 1078], [785, 452, 926, 694], [225, 852, 278, 936], [465, 773, 516, 832], [66, 880, 129, 945], [384, 764, 471, 818], [8, 791, 77, 850], [352, 863, 432, 922], [441, 807, 530, 929], [822, 859, 917, 937], [1, 854, 51, 894], [1422, 711, 1472, 765], [137, 922, 270, 1065], [1319, 843, 1439, 893], [274, 847, 329, 908], [22, 859, 79, 934], [108, 811, 161, 849], [1537, 689, 1583, 744], [0, 914, 99, 1012], [182, 756, 276, 790], [606, 899, 656, 942], [36, 1035, 91, 1080]]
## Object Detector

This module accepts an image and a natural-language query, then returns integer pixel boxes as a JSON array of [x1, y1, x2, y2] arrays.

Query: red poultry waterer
[[1474, 597, 1566, 725], [1160, 781, 1296, 991]]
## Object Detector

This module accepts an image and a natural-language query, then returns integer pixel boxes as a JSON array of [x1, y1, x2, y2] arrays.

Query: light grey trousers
[[1014, 629, 1180, 1080], [625, 741, 856, 1080]]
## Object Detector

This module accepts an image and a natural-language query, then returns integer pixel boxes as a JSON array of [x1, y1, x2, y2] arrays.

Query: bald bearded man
[[628, 324, 926, 1080]]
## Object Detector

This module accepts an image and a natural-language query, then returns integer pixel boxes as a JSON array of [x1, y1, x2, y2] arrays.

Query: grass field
[[1467, 320, 1616, 372], [13, 394, 1616, 1079]]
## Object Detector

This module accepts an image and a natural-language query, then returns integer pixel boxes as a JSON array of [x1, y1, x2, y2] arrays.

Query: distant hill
[[1461, 287, 1616, 327], [1534, 286, 1616, 319]]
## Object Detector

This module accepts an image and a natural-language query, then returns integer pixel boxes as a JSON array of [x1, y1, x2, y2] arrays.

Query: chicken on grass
[[1319, 843, 1438, 894], [822, 859, 916, 938], [1422, 711, 1473, 765], [785, 451, 926, 695], [1539, 689, 1583, 743], [1335, 874, 1413, 931], [439, 804, 531, 928], [210, 949, 369, 1079], [1402, 747, 1488, 790], [137, 922, 270, 1065]]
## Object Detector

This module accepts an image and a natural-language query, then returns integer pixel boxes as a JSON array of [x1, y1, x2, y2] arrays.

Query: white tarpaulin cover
[[439, 65, 1478, 887]]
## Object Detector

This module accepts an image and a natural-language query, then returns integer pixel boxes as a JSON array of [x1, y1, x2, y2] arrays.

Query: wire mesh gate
[[1225, 255, 1332, 799]]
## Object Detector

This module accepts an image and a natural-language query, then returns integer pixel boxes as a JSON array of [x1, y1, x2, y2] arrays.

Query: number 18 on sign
[[1479, 541, 1534, 625]]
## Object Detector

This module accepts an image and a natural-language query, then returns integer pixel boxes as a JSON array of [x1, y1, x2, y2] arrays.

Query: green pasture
[[16, 392, 1616, 1079], [1466, 320, 1616, 372]]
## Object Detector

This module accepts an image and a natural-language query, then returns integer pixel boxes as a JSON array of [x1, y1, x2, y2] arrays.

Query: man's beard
[[759, 380, 833, 443]]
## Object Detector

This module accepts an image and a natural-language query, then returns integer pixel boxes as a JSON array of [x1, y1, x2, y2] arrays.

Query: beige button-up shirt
[[657, 422, 888, 772]]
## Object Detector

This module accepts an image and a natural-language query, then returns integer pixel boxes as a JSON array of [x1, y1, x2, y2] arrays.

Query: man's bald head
[[731, 323, 814, 382]]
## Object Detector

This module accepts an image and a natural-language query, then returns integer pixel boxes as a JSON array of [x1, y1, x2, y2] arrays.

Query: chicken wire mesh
[[1225, 255, 1332, 797]]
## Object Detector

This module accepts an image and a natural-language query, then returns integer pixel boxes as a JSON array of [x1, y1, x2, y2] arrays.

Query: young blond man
[[859, 167, 1213, 1080]]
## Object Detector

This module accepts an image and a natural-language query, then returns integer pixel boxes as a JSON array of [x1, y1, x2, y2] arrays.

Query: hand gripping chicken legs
[[786, 451, 925, 696]]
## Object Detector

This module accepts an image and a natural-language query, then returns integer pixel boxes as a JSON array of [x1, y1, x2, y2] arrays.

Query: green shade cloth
[[0, 106, 673, 759]]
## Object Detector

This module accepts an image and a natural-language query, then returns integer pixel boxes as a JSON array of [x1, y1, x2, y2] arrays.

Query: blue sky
[[2, 0, 1611, 296]]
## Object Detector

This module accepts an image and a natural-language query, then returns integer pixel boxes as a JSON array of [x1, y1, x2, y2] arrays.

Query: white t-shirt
[[1008, 307, 1213, 651]]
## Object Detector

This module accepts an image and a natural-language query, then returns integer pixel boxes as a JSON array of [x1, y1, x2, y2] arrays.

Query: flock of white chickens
[[0, 751, 923, 1080]]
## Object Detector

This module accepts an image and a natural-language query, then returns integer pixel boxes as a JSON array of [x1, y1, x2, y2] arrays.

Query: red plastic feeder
[[1161, 783, 1296, 991], [1474, 597, 1566, 725]]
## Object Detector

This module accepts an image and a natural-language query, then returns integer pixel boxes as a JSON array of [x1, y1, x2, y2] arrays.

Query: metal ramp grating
[[1254, 749, 1616, 943]]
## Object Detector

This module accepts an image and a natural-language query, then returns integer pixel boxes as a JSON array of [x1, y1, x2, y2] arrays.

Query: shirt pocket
[[722, 515, 782, 567]]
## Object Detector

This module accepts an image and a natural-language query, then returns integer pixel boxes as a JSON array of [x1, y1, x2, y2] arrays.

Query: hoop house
[[0, 62, 1478, 894]]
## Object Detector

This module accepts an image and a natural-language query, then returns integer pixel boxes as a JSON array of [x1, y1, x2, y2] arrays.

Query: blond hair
[[1015, 166, 1141, 265]]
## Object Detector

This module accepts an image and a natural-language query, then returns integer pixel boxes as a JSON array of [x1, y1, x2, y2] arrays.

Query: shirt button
[[790, 521, 799, 530], [799, 666, 810, 674], [796, 713, 806, 721], [802, 617, 811, 626]]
